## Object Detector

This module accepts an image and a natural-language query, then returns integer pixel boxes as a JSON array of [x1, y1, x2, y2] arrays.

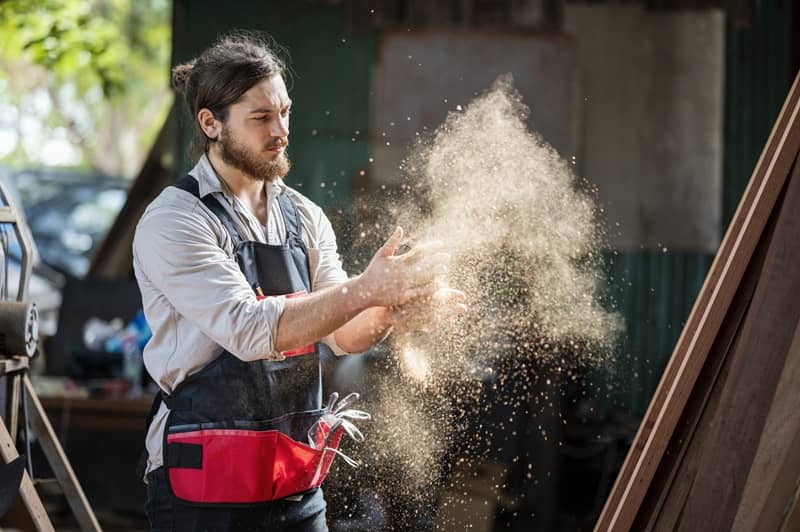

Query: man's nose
[[271, 118, 289, 137]]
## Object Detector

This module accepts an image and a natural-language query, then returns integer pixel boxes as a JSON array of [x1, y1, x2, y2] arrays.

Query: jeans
[[145, 468, 328, 532]]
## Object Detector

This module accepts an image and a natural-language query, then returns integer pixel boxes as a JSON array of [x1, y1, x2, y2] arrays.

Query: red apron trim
[[256, 291, 315, 357], [166, 427, 343, 503], [281, 345, 316, 357]]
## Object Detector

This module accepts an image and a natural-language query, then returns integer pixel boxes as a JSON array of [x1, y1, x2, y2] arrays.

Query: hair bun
[[171, 61, 195, 94]]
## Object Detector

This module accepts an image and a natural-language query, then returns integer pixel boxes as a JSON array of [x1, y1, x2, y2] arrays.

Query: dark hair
[[171, 32, 289, 156]]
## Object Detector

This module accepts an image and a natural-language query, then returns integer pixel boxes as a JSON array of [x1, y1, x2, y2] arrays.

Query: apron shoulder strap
[[173, 175, 245, 248], [174, 175, 303, 246], [277, 192, 303, 241], [173, 174, 200, 196]]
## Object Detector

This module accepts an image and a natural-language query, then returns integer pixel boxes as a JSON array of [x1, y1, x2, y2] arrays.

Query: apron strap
[[174, 175, 305, 246], [277, 192, 303, 242], [136, 390, 194, 481], [136, 391, 165, 480], [163, 395, 192, 411], [173, 175, 245, 249]]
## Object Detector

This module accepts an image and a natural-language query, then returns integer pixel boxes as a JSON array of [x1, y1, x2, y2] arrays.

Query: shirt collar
[[189, 153, 287, 199]]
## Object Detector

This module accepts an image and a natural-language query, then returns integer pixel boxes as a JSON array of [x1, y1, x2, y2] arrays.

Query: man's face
[[216, 74, 292, 182]]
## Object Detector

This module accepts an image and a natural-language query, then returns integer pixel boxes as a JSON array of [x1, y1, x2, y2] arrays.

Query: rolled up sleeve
[[310, 207, 349, 291], [133, 203, 285, 362]]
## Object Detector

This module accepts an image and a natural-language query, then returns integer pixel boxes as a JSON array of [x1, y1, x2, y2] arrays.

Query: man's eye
[[281, 109, 291, 117]]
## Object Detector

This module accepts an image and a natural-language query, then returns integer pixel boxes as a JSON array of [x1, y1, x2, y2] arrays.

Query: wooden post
[[0, 417, 53, 532], [23, 375, 101, 532]]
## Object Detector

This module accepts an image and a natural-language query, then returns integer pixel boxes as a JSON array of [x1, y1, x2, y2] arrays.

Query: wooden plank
[[599, 70, 800, 528], [6, 374, 20, 443], [0, 358, 30, 374], [0, 417, 53, 531], [595, 70, 800, 532], [636, 218, 771, 531], [645, 289, 752, 532], [731, 317, 800, 531], [662, 159, 800, 529], [779, 480, 800, 532], [23, 376, 101, 532]]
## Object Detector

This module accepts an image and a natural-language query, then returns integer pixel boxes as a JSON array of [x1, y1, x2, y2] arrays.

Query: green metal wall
[[603, 0, 795, 416], [723, 1, 794, 226], [171, 1, 377, 207], [601, 251, 713, 415]]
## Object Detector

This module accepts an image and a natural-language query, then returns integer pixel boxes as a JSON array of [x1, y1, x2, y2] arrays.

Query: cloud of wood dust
[[389, 75, 622, 377], [344, 76, 622, 516]]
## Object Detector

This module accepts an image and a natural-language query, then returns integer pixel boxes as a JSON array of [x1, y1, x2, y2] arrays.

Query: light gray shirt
[[133, 154, 349, 475]]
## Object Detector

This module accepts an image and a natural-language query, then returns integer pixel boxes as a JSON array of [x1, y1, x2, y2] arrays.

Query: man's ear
[[197, 108, 221, 140]]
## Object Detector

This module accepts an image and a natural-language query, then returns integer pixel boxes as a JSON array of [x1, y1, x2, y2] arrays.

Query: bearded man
[[132, 34, 463, 531]]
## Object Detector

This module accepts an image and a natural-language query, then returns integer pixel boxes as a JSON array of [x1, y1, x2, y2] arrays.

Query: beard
[[217, 126, 291, 182]]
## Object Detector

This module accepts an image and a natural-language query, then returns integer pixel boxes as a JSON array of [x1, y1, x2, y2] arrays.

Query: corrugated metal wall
[[603, 0, 794, 416], [723, 0, 794, 226], [602, 251, 713, 415]]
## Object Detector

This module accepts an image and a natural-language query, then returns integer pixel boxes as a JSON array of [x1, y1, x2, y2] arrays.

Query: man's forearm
[[273, 225, 447, 354], [333, 306, 393, 353], [273, 276, 371, 352]]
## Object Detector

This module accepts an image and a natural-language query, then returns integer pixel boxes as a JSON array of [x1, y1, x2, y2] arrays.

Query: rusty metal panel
[[565, 5, 725, 254]]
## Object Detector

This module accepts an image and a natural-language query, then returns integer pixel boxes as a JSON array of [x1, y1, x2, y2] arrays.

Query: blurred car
[[6, 168, 128, 277], [0, 167, 128, 339]]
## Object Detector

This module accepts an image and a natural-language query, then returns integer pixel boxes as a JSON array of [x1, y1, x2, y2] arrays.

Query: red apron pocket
[[166, 429, 278, 503], [270, 426, 344, 500], [166, 426, 343, 504], [271, 432, 321, 500]]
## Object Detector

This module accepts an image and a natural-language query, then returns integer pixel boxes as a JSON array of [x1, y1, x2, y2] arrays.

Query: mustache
[[267, 139, 288, 150]]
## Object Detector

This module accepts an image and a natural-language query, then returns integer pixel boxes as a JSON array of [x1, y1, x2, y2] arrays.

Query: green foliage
[[0, 0, 172, 174], [0, 0, 170, 97]]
